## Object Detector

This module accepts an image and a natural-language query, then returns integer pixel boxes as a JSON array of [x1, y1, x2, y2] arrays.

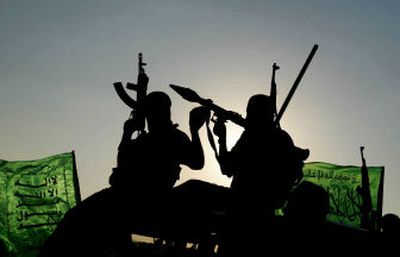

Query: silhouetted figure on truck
[[213, 94, 309, 256], [282, 181, 381, 256], [111, 91, 225, 256], [38, 91, 212, 257], [378, 213, 400, 255], [279, 181, 330, 254], [110, 91, 207, 194]]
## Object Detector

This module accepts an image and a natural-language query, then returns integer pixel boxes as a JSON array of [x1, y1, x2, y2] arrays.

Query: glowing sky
[[1, 0, 399, 216]]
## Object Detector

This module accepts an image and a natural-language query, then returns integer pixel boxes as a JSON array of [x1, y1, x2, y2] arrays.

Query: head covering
[[246, 94, 275, 130], [144, 91, 172, 131]]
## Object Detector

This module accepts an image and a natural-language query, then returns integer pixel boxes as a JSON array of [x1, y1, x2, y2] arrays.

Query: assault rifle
[[270, 62, 280, 127], [358, 146, 374, 230], [113, 52, 148, 134]]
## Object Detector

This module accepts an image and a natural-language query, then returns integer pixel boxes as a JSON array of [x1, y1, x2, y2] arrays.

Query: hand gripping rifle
[[169, 84, 245, 163], [113, 53, 148, 135]]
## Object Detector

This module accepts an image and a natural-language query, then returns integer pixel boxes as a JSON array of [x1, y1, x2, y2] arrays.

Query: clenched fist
[[189, 106, 210, 132]]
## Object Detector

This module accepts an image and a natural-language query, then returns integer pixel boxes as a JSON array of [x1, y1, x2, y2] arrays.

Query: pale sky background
[[1, 0, 399, 216]]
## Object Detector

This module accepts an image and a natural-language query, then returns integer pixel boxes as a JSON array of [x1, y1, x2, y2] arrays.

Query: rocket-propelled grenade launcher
[[169, 84, 246, 127], [170, 83, 310, 168]]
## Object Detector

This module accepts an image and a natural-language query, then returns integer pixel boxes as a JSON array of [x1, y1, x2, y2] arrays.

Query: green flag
[[0, 151, 80, 257], [302, 162, 384, 229]]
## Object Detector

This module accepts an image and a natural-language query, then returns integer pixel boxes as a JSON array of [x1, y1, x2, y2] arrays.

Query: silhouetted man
[[110, 91, 207, 195], [379, 213, 400, 255], [213, 94, 309, 256], [279, 181, 330, 254], [38, 91, 211, 257]]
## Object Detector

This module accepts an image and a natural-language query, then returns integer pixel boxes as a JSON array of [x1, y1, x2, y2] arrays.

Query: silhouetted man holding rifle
[[212, 93, 309, 255], [170, 45, 318, 256], [110, 91, 208, 195], [39, 54, 214, 257]]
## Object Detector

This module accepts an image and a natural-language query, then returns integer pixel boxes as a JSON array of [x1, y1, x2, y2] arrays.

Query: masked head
[[246, 94, 275, 130], [284, 181, 330, 224], [144, 91, 172, 132]]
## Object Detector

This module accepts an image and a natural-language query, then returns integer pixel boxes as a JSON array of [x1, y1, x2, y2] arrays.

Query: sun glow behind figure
[[176, 114, 244, 188], [172, 54, 317, 189]]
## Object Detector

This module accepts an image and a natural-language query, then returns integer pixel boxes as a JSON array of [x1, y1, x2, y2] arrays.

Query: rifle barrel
[[276, 44, 318, 123]]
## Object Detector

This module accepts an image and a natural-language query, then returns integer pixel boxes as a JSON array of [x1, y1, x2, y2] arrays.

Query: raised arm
[[180, 106, 210, 170], [212, 118, 236, 177]]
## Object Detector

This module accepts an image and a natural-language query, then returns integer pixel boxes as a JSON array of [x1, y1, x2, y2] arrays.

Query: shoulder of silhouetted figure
[[322, 221, 383, 255], [377, 213, 400, 255]]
